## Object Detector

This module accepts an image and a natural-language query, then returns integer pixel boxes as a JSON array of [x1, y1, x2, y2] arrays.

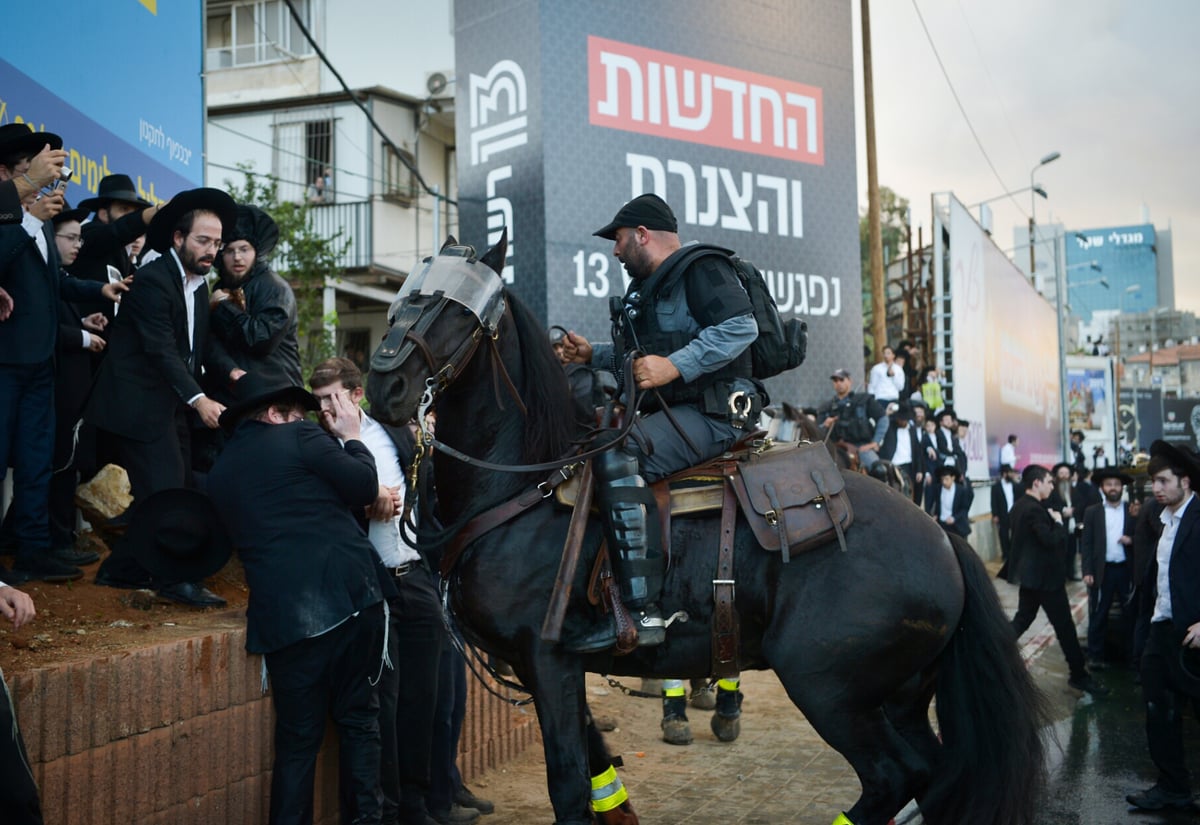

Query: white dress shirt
[[868, 361, 905, 402], [1000, 442, 1016, 467], [357, 412, 421, 567], [1154, 492, 1196, 623], [1001, 479, 1015, 511], [939, 485, 957, 524], [1103, 500, 1127, 563]]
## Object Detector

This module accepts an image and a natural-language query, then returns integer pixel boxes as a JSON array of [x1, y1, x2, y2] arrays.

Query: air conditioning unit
[[424, 70, 455, 97]]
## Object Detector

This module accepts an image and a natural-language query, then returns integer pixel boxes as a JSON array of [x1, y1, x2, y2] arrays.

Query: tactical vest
[[831, 394, 875, 444], [613, 252, 752, 413]]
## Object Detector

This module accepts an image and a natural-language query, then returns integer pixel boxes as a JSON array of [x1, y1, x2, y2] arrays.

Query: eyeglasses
[[189, 235, 224, 252], [55, 233, 83, 245], [222, 243, 254, 257]]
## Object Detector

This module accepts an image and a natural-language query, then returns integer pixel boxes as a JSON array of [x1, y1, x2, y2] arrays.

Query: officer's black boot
[[566, 448, 666, 653]]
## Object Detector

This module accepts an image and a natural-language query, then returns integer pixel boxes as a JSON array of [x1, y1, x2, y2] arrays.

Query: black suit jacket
[[85, 252, 235, 441], [0, 218, 102, 365], [934, 427, 967, 475], [70, 209, 148, 318], [931, 482, 972, 537], [1140, 497, 1200, 631], [990, 479, 1022, 534], [1080, 501, 1131, 588], [880, 420, 923, 475], [207, 419, 384, 654], [1010, 494, 1069, 590], [0, 181, 21, 224]]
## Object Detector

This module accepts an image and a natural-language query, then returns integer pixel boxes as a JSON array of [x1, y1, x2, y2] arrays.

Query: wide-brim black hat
[[1092, 466, 1133, 486], [120, 488, 232, 582], [51, 200, 89, 226], [1150, 440, 1200, 487], [935, 406, 957, 422], [219, 372, 319, 433], [76, 173, 153, 213], [593, 193, 678, 240], [0, 123, 63, 160], [146, 187, 237, 252], [223, 204, 279, 258], [936, 464, 961, 479], [1051, 461, 1074, 477]]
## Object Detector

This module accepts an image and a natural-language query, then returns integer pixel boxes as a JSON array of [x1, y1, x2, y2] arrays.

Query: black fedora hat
[[936, 463, 961, 479], [76, 173, 153, 213], [1150, 440, 1200, 487], [222, 204, 279, 258], [1051, 461, 1074, 477], [119, 489, 232, 582], [0, 123, 63, 161], [51, 199, 89, 227], [935, 406, 957, 422], [146, 187, 237, 253], [1092, 466, 1133, 486], [593, 193, 678, 240], [219, 372, 319, 433]]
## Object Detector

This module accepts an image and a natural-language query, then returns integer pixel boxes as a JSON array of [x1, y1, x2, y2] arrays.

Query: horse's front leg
[[516, 642, 593, 825]]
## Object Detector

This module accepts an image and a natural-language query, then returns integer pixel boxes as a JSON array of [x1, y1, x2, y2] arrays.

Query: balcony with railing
[[275, 200, 373, 272]]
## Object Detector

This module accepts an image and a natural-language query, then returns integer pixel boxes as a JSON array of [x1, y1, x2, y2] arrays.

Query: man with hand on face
[[208, 374, 388, 825], [87, 188, 242, 606]]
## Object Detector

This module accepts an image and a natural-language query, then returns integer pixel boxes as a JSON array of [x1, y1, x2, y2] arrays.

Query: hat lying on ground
[[118, 489, 232, 582]]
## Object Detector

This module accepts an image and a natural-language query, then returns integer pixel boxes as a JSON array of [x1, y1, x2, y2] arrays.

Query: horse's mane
[[504, 289, 578, 464]]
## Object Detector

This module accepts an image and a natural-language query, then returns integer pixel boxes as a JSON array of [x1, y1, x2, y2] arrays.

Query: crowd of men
[[5, 121, 1200, 819], [0, 124, 491, 825]]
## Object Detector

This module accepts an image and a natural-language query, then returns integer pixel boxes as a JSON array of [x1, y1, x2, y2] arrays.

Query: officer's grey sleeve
[[590, 342, 616, 374], [667, 312, 757, 384]]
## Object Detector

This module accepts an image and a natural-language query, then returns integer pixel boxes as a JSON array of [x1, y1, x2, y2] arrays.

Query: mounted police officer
[[559, 193, 759, 653], [817, 368, 885, 469]]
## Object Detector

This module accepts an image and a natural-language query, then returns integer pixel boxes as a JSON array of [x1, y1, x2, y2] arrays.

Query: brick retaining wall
[[8, 616, 540, 824]]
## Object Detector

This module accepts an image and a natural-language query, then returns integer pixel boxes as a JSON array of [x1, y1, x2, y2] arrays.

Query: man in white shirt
[[1000, 434, 1018, 469], [1128, 441, 1200, 811], [0, 580, 42, 823], [309, 358, 451, 825], [867, 345, 906, 403], [1080, 467, 1133, 669]]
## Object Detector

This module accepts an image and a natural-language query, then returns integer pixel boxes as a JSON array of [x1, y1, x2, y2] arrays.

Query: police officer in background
[[817, 369, 885, 470], [558, 194, 759, 653]]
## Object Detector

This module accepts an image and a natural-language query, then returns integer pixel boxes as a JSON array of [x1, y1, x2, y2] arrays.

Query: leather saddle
[[555, 437, 854, 564]]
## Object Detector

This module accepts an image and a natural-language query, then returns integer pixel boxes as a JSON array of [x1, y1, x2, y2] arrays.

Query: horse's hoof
[[661, 716, 693, 745], [711, 712, 741, 742], [688, 687, 716, 711]]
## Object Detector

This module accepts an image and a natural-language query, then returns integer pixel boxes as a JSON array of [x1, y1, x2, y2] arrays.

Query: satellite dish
[[426, 72, 449, 96]]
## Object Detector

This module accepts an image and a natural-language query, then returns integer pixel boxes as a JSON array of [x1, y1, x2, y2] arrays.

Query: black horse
[[367, 236, 1047, 825]]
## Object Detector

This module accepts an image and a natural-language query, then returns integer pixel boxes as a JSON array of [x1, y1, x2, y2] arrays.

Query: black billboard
[[455, 0, 861, 404]]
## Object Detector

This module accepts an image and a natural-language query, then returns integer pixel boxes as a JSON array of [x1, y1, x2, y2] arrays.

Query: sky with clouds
[[851, 0, 1200, 314]]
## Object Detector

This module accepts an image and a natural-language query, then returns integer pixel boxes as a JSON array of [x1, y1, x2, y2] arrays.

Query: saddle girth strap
[[812, 469, 849, 554], [712, 473, 740, 678]]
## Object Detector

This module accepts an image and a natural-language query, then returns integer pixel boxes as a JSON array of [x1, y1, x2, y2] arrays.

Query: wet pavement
[[469, 560, 1200, 824]]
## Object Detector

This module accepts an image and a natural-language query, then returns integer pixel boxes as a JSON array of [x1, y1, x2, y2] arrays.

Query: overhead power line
[[281, 0, 456, 207], [910, 0, 1028, 220]]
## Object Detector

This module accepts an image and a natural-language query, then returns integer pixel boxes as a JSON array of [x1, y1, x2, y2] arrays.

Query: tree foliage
[[222, 164, 349, 379], [859, 186, 911, 359]]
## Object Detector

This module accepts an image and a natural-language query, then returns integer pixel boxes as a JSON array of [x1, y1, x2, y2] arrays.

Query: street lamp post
[[1117, 284, 1142, 450], [1029, 151, 1061, 280]]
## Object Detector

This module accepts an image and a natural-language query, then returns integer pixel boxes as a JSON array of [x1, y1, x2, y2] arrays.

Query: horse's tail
[[922, 533, 1049, 825]]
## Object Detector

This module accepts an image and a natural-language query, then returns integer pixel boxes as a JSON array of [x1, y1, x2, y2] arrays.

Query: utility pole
[[862, 0, 886, 358]]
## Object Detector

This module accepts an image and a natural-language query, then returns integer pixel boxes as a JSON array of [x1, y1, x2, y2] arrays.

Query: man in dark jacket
[[87, 189, 241, 605], [1127, 441, 1200, 811], [208, 375, 387, 825], [208, 205, 302, 393], [879, 402, 924, 502], [931, 465, 971, 537], [991, 463, 1022, 565], [1009, 464, 1106, 695], [1080, 467, 1134, 668], [818, 368, 885, 469]]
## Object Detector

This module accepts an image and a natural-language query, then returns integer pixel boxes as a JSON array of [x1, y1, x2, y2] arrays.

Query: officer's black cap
[[593, 194, 678, 240]]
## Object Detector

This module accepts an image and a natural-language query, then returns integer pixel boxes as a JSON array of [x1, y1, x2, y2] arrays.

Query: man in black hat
[[69, 174, 163, 318], [1009, 464, 1107, 696], [818, 368, 886, 470], [557, 193, 759, 653], [208, 373, 388, 825], [931, 464, 971, 538], [1081, 466, 1134, 669], [0, 126, 125, 583], [87, 188, 242, 602], [878, 401, 924, 501], [1127, 441, 1200, 811], [991, 463, 1022, 567], [0, 141, 68, 225], [934, 406, 967, 477]]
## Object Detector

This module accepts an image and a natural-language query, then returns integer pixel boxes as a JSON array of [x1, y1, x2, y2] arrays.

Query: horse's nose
[[388, 374, 409, 420]]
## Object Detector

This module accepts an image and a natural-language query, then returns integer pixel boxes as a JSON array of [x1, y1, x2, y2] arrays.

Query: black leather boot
[[566, 448, 666, 653]]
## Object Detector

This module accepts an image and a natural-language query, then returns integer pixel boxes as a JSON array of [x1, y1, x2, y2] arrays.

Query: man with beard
[[87, 188, 241, 606], [1048, 462, 1080, 580], [1127, 441, 1200, 811], [1081, 467, 1134, 669], [557, 194, 758, 653]]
